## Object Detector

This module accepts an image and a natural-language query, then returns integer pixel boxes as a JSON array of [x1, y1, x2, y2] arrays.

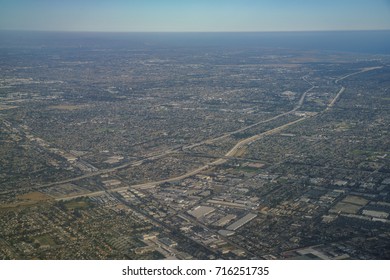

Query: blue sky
[[0, 0, 389, 32]]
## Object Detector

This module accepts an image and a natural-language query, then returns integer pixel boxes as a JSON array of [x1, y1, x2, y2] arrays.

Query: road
[[326, 86, 345, 110], [335, 66, 382, 84], [56, 66, 384, 200], [56, 95, 313, 199], [1, 77, 315, 197], [3, 67, 381, 199], [327, 66, 382, 111]]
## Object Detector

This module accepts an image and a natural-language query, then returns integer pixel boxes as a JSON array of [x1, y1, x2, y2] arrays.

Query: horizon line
[[1, 29, 390, 34]]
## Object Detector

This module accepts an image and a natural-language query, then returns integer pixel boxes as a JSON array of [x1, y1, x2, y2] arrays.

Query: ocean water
[[0, 30, 389, 54]]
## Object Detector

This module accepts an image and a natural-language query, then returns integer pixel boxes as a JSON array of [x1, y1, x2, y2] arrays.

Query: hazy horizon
[[1, 29, 390, 55], [1, 29, 390, 33], [1, 0, 389, 32]]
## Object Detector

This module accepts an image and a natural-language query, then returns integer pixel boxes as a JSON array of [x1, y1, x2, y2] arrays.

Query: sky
[[0, 0, 389, 32]]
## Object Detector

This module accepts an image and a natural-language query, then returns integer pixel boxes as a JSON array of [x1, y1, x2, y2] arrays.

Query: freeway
[[335, 66, 383, 84], [182, 76, 315, 150], [326, 66, 382, 111], [3, 67, 382, 199], [55, 66, 384, 200], [56, 104, 312, 199], [327, 86, 345, 110], [1, 77, 315, 196], [25, 66, 368, 196]]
